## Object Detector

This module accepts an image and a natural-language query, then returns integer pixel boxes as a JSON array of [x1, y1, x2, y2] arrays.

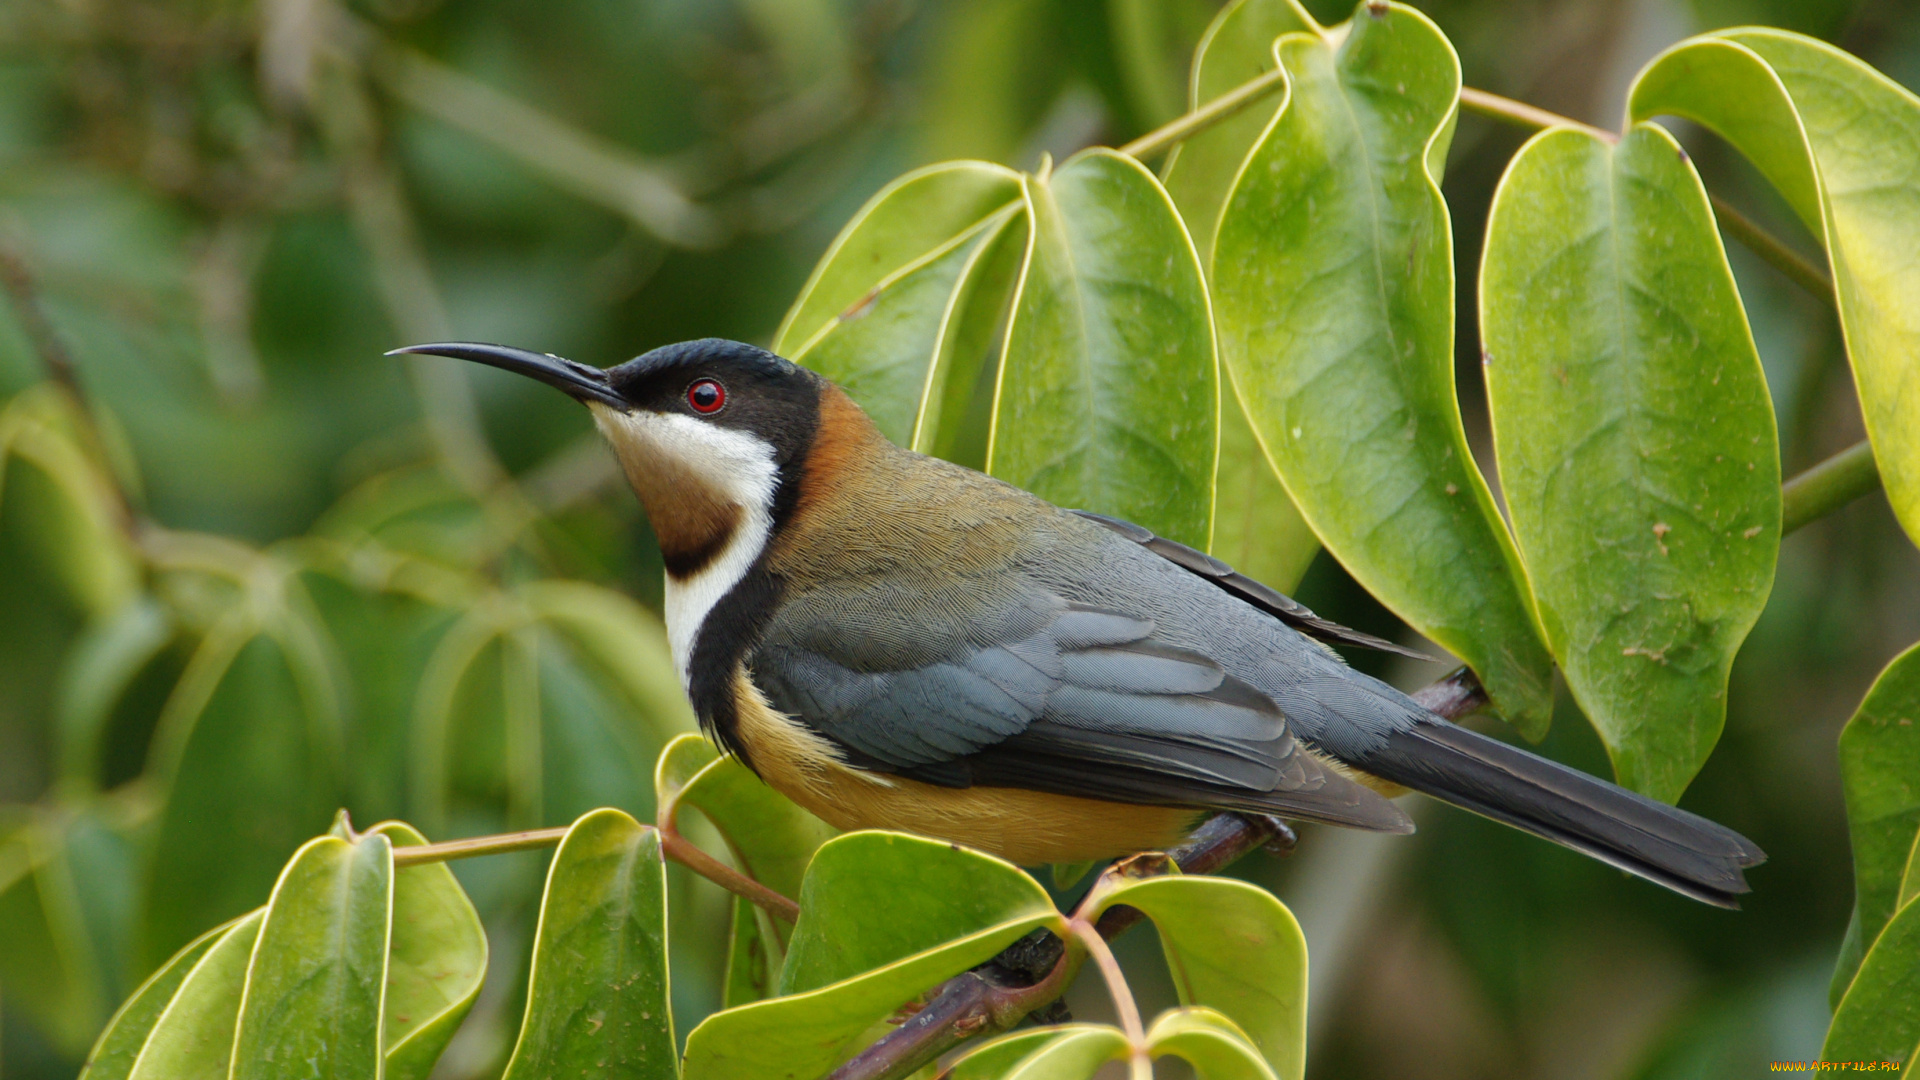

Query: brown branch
[[835, 667, 1490, 1080], [1118, 66, 1291, 161]]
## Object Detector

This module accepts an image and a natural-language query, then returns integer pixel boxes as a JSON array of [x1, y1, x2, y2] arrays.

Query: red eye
[[687, 379, 726, 414]]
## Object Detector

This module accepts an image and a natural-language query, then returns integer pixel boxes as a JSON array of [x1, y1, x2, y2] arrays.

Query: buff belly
[[731, 669, 1205, 865]]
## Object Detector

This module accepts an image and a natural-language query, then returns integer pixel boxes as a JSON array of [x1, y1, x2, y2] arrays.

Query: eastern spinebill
[[392, 338, 1765, 906]]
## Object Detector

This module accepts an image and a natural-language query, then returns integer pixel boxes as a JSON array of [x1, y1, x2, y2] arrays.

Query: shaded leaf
[[369, 821, 487, 1080], [143, 622, 343, 964], [78, 919, 229, 1080], [681, 832, 1064, 1079], [0, 820, 107, 1054], [1480, 122, 1779, 800], [55, 596, 174, 794], [1211, 385, 1319, 595], [232, 833, 394, 1080], [991, 148, 1218, 547], [1087, 873, 1306, 1079], [721, 896, 773, 1008], [674, 750, 836, 924], [0, 384, 141, 618], [1631, 30, 1920, 547], [125, 909, 264, 1080], [1824, 894, 1920, 1069], [1210, 2, 1555, 737], [1148, 1007, 1279, 1080], [1833, 643, 1920, 1001], [500, 808, 676, 1080]]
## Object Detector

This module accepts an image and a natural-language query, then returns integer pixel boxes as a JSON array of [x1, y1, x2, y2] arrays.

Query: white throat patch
[[589, 405, 780, 684]]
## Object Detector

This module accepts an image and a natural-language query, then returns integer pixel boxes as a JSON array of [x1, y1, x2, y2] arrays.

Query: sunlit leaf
[[681, 832, 1064, 1079], [991, 148, 1217, 547], [1086, 873, 1306, 1079], [943, 1028, 1079, 1079], [673, 751, 836, 925], [125, 909, 264, 1080], [1480, 122, 1779, 801], [231, 833, 394, 1080], [779, 831, 1060, 995], [1161, 0, 1319, 265], [78, 918, 229, 1080], [368, 822, 487, 1080], [1148, 1007, 1279, 1080], [500, 808, 676, 1080], [1824, 894, 1920, 1069], [774, 161, 1023, 372], [1631, 30, 1920, 547], [1210, 1, 1555, 737], [1833, 643, 1920, 1001], [1000, 1025, 1130, 1079]]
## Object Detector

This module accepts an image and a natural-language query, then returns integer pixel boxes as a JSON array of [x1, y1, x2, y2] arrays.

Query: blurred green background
[[1, 0, 1916, 1077]]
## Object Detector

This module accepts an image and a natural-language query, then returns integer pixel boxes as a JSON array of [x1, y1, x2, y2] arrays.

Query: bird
[[390, 337, 1766, 907]]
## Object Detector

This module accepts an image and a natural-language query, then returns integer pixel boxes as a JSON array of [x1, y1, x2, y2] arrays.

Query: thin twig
[[1118, 66, 1291, 161], [837, 668, 1491, 1080], [1068, 919, 1150, 1078], [1706, 194, 1834, 304], [1457, 86, 1618, 144], [1783, 439, 1880, 535], [387, 821, 801, 924]]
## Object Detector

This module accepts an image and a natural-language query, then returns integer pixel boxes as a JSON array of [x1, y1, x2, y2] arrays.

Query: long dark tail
[[1352, 720, 1766, 907]]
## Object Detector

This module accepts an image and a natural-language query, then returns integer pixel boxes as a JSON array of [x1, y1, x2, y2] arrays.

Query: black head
[[388, 337, 823, 468]]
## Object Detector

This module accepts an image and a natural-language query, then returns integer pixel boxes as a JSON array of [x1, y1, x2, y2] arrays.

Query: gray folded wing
[[753, 597, 1409, 832]]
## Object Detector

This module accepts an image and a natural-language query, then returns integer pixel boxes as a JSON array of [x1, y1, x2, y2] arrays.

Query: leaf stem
[[1783, 439, 1881, 535], [1457, 86, 1618, 144], [388, 822, 801, 924], [1118, 66, 1290, 161], [1069, 918, 1148, 1055], [1705, 193, 1834, 303]]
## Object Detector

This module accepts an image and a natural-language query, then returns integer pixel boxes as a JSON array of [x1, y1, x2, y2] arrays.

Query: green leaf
[[1824, 894, 1920, 1069], [125, 909, 265, 1080], [522, 579, 698, 745], [0, 385, 142, 618], [1833, 643, 1920, 1002], [779, 832, 1061, 995], [367, 822, 487, 1080], [232, 833, 395, 1080], [1161, 0, 1320, 266], [0, 820, 107, 1054], [501, 808, 677, 1080], [79, 919, 229, 1080], [1210, 1, 1555, 737], [721, 896, 773, 1008], [55, 595, 173, 794], [1000, 1026, 1130, 1079], [1148, 1008, 1279, 1080], [773, 161, 1023, 387], [1211, 384, 1320, 595], [1479, 122, 1780, 801], [943, 1028, 1077, 1079], [990, 148, 1218, 547], [1086, 874, 1306, 1079], [143, 624, 343, 964], [786, 205, 1024, 450], [1631, 30, 1920, 548], [674, 751, 837, 920], [682, 832, 1064, 1079]]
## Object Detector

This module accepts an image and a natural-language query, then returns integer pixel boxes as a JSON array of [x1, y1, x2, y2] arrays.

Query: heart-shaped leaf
[[1631, 30, 1920, 548], [500, 808, 676, 1080], [231, 832, 394, 1080], [1210, 2, 1554, 736], [1480, 121, 1779, 801]]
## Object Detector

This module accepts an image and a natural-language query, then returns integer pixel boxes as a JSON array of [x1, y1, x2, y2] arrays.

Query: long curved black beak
[[387, 342, 627, 410]]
